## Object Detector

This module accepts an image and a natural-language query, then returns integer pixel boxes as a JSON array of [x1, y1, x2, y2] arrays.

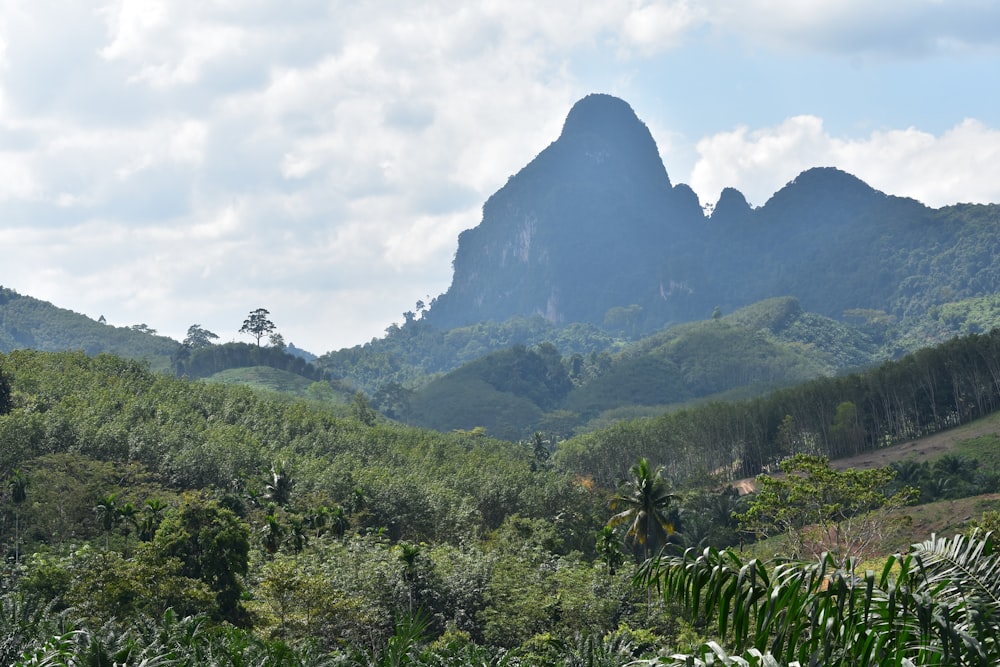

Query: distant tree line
[[174, 342, 330, 382], [557, 327, 1000, 487]]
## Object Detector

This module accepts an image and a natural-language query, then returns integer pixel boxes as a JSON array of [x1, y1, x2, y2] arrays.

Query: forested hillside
[[2, 336, 999, 664], [396, 298, 879, 440], [0, 287, 178, 370], [557, 325, 1000, 488], [0, 350, 684, 663]]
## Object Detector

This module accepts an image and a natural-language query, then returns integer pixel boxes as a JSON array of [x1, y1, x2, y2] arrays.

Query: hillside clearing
[[734, 410, 1000, 494]]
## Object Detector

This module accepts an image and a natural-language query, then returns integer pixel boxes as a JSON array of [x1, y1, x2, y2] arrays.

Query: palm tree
[[117, 501, 139, 557], [607, 458, 675, 562], [138, 498, 167, 542], [260, 512, 285, 556], [397, 542, 422, 616], [7, 469, 27, 562], [596, 525, 625, 575], [329, 505, 349, 538], [264, 462, 293, 506], [286, 516, 307, 553], [636, 531, 1000, 666], [93, 493, 119, 550]]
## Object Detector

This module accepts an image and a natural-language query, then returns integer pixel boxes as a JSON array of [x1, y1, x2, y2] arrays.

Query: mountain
[[425, 94, 1000, 342], [427, 93, 706, 331], [8, 94, 1000, 424]]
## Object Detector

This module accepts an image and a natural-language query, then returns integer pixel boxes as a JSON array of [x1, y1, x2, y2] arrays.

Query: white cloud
[[621, 2, 707, 55], [689, 116, 1000, 208]]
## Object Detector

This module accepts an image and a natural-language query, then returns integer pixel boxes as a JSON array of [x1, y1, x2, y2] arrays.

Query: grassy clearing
[[954, 433, 1000, 473]]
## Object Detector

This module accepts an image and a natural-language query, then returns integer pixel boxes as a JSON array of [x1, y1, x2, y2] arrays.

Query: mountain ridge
[[426, 94, 997, 339]]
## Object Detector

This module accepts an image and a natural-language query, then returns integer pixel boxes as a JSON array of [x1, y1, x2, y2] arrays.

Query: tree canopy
[[240, 308, 276, 348]]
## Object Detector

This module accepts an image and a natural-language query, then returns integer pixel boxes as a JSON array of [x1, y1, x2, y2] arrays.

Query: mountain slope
[[404, 297, 877, 440], [0, 286, 179, 369], [425, 94, 1000, 346]]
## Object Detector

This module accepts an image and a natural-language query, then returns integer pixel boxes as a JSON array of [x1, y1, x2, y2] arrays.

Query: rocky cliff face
[[428, 94, 707, 330], [426, 94, 987, 335]]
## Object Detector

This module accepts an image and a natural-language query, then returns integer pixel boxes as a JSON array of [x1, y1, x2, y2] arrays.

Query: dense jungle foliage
[[2, 333, 1000, 664], [0, 350, 709, 664], [378, 297, 882, 440]]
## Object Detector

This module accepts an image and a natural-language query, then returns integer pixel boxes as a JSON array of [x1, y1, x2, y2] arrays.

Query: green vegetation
[[608, 458, 676, 562], [556, 326, 1000, 489], [0, 286, 179, 371], [392, 298, 883, 440], [2, 336, 1000, 664], [8, 107, 1000, 663], [0, 349, 684, 663], [640, 532, 1000, 666], [737, 454, 918, 563]]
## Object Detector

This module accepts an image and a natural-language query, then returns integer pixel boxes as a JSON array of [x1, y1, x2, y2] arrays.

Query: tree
[[607, 458, 675, 562], [595, 525, 624, 574], [351, 391, 377, 426], [268, 332, 286, 350], [639, 531, 1000, 667], [0, 367, 13, 416], [93, 493, 119, 550], [328, 505, 349, 537], [736, 454, 918, 564], [153, 494, 251, 625], [137, 498, 167, 542], [183, 324, 219, 349], [117, 501, 139, 557], [7, 469, 27, 561], [239, 308, 276, 348], [260, 512, 285, 556], [397, 542, 422, 616], [530, 431, 551, 469], [264, 462, 293, 506]]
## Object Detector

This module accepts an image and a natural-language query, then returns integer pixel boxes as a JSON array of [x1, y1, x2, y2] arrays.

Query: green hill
[[401, 297, 880, 440], [0, 286, 179, 370], [206, 366, 351, 404], [2, 342, 999, 663]]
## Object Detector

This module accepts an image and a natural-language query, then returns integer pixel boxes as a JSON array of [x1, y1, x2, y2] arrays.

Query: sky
[[2, 1, 999, 355]]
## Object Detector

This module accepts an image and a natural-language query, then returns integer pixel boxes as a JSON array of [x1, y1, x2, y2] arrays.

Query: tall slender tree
[[264, 462, 293, 506], [93, 493, 119, 550], [8, 469, 27, 562], [0, 368, 13, 416]]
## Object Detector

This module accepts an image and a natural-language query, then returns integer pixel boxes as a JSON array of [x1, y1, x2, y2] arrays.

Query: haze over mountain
[[427, 94, 1000, 340]]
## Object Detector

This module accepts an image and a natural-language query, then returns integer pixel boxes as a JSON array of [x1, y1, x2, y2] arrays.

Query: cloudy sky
[[2, 1, 999, 354]]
